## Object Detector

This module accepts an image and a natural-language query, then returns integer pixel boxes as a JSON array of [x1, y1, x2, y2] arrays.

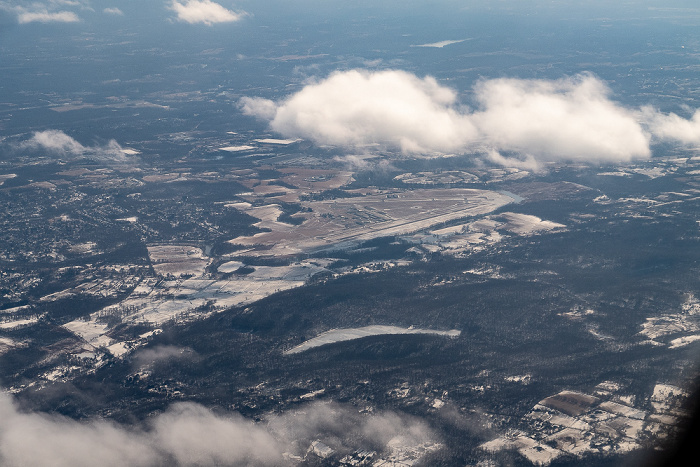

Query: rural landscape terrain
[[1, 1, 700, 466]]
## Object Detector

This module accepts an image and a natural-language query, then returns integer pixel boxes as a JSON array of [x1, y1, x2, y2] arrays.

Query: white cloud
[[23, 130, 86, 155], [151, 403, 283, 466], [19, 130, 130, 162], [103, 7, 123, 16], [642, 106, 700, 145], [470, 74, 651, 163], [239, 97, 278, 121], [0, 394, 437, 467], [485, 148, 540, 171], [0, 2, 81, 23], [169, 0, 245, 25], [242, 70, 478, 154], [0, 393, 278, 467], [18, 9, 79, 23], [267, 402, 435, 454], [242, 69, 700, 168]]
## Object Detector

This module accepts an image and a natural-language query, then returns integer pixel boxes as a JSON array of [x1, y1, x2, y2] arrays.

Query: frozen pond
[[285, 325, 461, 354]]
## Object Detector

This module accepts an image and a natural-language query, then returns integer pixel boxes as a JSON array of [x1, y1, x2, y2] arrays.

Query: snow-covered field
[[219, 145, 255, 152], [147, 245, 210, 277], [404, 211, 565, 258], [285, 325, 461, 354], [217, 261, 245, 273], [639, 294, 700, 347], [0, 337, 18, 355], [0, 317, 40, 330], [413, 39, 467, 48], [0, 174, 17, 185], [481, 380, 689, 465], [63, 260, 328, 358], [497, 212, 566, 235], [254, 138, 300, 144]]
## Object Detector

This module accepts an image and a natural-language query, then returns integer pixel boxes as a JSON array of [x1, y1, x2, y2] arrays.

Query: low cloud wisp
[[19, 130, 130, 162], [0, 393, 281, 467], [169, 0, 245, 25], [103, 7, 123, 16], [642, 106, 700, 145], [132, 345, 194, 370], [0, 395, 437, 467], [0, 2, 81, 24], [241, 70, 700, 168], [18, 9, 79, 23]]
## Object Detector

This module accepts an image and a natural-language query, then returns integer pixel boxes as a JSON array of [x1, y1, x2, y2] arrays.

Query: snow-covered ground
[[219, 145, 255, 152], [0, 317, 40, 330], [147, 245, 210, 277], [285, 325, 461, 354], [497, 212, 566, 235], [0, 337, 19, 355], [413, 39, 468, 48], [480, 380, 689, 465], [404, 211, 565, 258], [639, 294, 700, 347], [254, 138, 300, 144], [63, 260, 328, 358], [218, 261, 245, 273]]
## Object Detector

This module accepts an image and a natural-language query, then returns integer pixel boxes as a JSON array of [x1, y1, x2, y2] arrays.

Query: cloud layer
[[241, 70, 700, 167], [0, 395, 436, 467], [170, 0, 244, 25]]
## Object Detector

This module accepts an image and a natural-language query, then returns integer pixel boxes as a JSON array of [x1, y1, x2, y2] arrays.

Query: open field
[[285, 325, 461, 354], [147, 245, 209, 277], [540, 391, 599, 416], [639, 294, 700, 347], [481, 382, 691, 466], [62, 260, 328, 360]]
